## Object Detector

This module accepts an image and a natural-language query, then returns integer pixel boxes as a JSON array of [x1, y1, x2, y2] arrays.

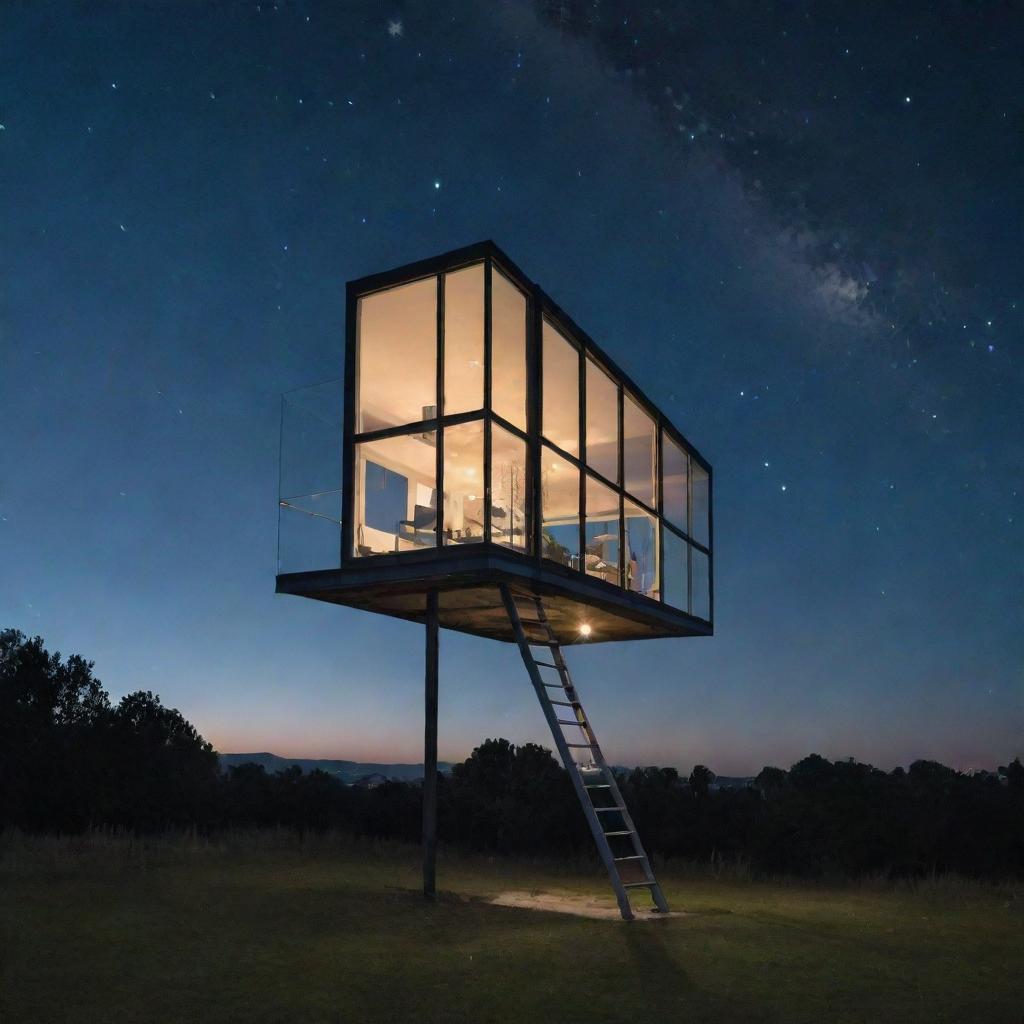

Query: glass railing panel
[[278, 379, 344, 573]]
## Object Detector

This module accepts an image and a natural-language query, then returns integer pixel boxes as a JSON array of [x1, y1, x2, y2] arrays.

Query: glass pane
[[541, 447, 580, 569], [492, 269, 527, 431], [279, 380, 344, 573], [691, 462, 710, 547], [354, 431, 437, 555], [490, 424, 528, 552], [542, 320, 579, 456], [663, 528, 688, 611], [357, 277, 437, 433], [624, 499, 658, 600], [691, 545, 710, 620], [586, 358, 618, 484], [662, 431, 688, 533], [442, 420, 484, 546], [584, 475, 620, 585], [444, 264, 483, 415], [623, 394, 656, 508]]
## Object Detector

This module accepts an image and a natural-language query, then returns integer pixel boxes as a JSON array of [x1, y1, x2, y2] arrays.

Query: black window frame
[[341, 241, 713, 626]]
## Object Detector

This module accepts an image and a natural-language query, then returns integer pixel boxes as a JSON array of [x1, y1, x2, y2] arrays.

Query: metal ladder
[[499, 584, 669, 921]]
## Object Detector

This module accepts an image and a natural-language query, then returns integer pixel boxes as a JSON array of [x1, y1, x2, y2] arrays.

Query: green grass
[[1, 832, 1021, 1023]]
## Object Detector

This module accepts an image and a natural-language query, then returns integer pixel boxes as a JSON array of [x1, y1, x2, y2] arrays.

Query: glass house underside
[[276, 240, 713, 645]]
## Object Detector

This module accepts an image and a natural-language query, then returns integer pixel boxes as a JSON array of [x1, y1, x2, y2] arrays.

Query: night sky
[[3, 2, 1022, 775]]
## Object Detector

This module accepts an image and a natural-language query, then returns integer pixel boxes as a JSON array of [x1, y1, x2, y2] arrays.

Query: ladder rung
[[585, 783, 611, 789], [593, 806, 626, 813], [614, 854, 645, 861], [556, 718, 586, 727], [603, 830, 633, 837], [534, 661, 559, 669], [542, 682, 566, 689], [549, 699, 577, 707], [566, 743, 595, 748], [622, 881, 656, 889]]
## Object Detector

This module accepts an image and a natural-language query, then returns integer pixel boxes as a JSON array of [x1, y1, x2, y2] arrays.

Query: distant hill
[[219, 752, 452, 784]]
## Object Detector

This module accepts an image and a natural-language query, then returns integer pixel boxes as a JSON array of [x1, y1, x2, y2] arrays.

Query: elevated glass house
[[277, 241, 712, 645]]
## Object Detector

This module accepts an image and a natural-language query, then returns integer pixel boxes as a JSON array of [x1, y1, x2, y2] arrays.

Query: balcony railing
[[277, 379, 343, 574]]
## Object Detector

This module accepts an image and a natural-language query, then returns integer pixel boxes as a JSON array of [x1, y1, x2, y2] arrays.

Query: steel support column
[[422, 589, 439, 898]]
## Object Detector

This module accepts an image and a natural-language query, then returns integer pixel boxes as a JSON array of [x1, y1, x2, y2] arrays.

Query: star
[[387, 19, 403, 38]]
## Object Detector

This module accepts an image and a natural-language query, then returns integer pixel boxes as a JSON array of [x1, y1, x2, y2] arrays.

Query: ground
[[1, 833, 1020, 1023]]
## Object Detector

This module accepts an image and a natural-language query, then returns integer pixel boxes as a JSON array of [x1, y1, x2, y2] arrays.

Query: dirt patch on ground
[[489, 890, 686, 921]]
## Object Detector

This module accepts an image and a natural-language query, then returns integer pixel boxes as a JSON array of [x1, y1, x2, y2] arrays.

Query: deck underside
[[275, 549, 711, 645]]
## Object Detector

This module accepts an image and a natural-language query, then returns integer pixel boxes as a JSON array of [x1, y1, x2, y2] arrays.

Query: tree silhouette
[[688, 764, 715, 798]]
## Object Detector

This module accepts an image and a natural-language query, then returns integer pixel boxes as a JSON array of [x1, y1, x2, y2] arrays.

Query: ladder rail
[[514, 592, 666, 902], [500, 585, 636, 921], [502, 586, 670, 918]]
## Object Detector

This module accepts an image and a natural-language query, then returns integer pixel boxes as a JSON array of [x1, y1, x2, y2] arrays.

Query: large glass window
[[624, 499, 658, 600], [444, 264, 483, 415], [354, 431, 437, 555], [662, 431, 688, 534], [542, 321, 579, 457], [442, 420, 483, 546], [584, 475, 620, 585], [586, 358, 619, 484], [491, 424, 528, 551], [346, 255, 709, 622], [663, 528, 688, 611], [691, 462, 710, 547], [357, 277, 437, 433], [541, 447, 579, 569], [623, 395, 656, 508], [492, 270, 527, 431], [691, 545, 710, 620]]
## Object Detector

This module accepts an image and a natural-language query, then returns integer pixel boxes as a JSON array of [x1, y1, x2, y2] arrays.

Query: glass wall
[[541, 448, 579, 568], [623, 394, 656, 509], [662, 432, 688, 534], [691, 545, 710, 620], [357, 277, 437, 433], [623, 499, 658, 600], [443, 264, 483, 415], [662, 528, 687, 612], [584, 474, 619, 585], [491, 424, 527, 551], [542, 320, 580, 457], [691, 462, 710, 547], [347, 251, 710, 623], [354, 431, 437, 555], [442, 420, 484, 546], [586, 358, 619, 484], [492, 269, 527, 430]]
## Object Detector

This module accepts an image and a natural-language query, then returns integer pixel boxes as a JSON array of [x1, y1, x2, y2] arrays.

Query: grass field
[[1, 832, 1021, 1023]]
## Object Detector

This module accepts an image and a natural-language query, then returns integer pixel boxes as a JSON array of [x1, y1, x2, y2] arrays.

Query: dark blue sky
[[2, 2, 1021, 774]]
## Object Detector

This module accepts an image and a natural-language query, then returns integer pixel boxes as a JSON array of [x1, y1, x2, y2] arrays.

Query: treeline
[[2, 629, 1022, 879]]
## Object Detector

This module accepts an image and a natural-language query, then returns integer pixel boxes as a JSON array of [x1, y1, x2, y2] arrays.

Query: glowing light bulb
[[578, 623, 592, 637]]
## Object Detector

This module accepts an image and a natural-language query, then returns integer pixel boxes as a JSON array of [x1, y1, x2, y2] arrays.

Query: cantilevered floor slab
[[275, 547, 711, 645]]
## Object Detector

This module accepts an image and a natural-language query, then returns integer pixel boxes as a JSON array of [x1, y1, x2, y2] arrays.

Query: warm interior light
[[578, 623, 592, 637]]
